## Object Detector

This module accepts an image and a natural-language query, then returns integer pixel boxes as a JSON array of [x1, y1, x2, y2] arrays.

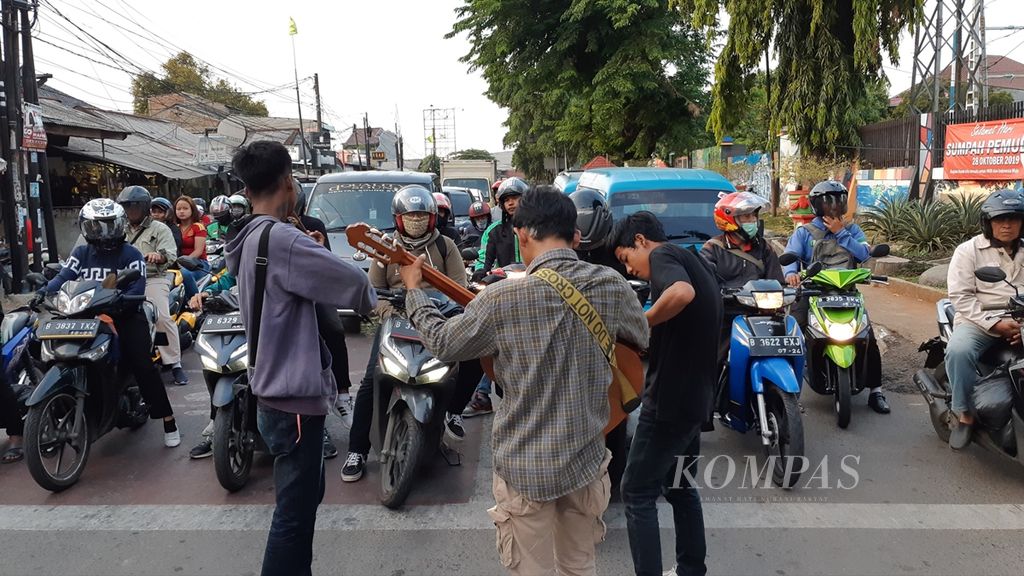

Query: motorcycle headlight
[[752, 291, 784, 310], [418, 358, 450, 383], [826, 319, 858, 342], [57, 289, 94, 314], [381, 355, 403, 378], [225, 343, 249, 372]]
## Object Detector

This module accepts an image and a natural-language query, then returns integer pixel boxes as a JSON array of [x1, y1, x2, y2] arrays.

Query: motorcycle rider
[[150, 196, 182, 253], [205, 195, 231, 240], [469, 201, 492, 235], [474, 177, 527, 276], [342, 185, 480, 483], [945, 188, 1024, 450], [117, 186, 190, 387], [782, 180, 890, 415], [433, 192, 460, 242], [40, 199, 180, 447]]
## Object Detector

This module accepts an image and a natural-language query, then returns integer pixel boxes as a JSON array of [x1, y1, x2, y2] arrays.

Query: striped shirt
[[406, 248, 649, 501]]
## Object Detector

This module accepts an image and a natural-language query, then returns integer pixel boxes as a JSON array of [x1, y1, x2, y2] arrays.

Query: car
[[575, 167, 735, 248], [442, 186, 476, 227], [553, 170, 584, 195], [303, 170, 437, 330]]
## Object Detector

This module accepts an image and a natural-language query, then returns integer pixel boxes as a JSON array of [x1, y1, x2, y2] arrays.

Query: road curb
[[880, 277, 947, 304]]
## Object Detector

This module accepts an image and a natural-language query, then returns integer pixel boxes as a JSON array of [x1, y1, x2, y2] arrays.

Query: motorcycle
[[165, 256, 211, 351], [717, 271, 818, 488], [780, 246, 890, 429], [193, 288, 261, 492], [372, 288, 462, 509], [22, 269, 157, 492], [1, 272, 51, 422], [915, 266, 1024, 467]]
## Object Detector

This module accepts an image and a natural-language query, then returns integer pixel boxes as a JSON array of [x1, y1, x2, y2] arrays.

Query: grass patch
[[763, 213, 796, 237]]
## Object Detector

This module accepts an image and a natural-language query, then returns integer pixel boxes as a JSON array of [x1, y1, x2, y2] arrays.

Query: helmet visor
[[81, 218, 124, 243]]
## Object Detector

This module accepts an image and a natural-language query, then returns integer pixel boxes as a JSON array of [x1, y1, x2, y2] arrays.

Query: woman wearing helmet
[[946, 188, 1024, 449], [433, 192, 459, 241], [474, 177, 527, 276], [342, 185, 482, 483], [40, 199, 181, 448], [150, 196, 182, 253]]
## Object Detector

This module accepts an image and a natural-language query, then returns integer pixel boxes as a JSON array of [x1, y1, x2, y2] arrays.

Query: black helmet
[[209, 195, 232, 225], [392, 185, 437, 237], [570, 189, 613, 251], [496, 177, 528, 206], [294, 179, 309, 215], [193, 197, 207, 217], [981, 189, 1024, 239], [116, 185, 152, 212], [79, 198, 127, 251], [809, 180, 848, 218]]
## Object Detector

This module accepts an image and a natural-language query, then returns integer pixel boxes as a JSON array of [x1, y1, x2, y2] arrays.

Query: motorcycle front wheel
[[831, 362, 853, 429], [213, 391, 254, 492], [380, 405, 426, 509], [764, 386, 805, 489], [24, 392, 91, 492]]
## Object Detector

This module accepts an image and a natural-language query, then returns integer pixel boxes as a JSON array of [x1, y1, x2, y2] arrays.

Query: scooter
[[1, 272, 52, 422], [915, 266, 1024, 467], [780, 246, 890, 429], [194, 288, 262, 492], [717, 271, 818, 488], [372, 288, 461, 509], [165, 256, 210, 351], [23, 269, 157, 492]]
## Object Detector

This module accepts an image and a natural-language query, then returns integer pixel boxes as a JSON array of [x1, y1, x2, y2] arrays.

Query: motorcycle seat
[[977, 344, 1017, 374]]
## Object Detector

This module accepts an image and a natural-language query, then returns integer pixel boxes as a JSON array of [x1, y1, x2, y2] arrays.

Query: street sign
[[193, 136, 232, 166], [371, 151, 387, 160], [23, 103, 47, 151], [312, 131, 332, 150]]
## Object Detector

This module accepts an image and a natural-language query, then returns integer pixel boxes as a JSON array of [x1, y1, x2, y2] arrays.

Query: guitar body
[[606, 345, 644, 435]]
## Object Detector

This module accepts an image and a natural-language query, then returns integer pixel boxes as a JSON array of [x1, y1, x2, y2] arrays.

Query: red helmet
[[468, 201, 491, 219], [713, 191, 769, 242], [491, 179, 504, 193]]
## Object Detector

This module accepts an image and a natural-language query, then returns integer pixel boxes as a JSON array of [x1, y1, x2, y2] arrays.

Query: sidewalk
[[860, 282, 941, 345]]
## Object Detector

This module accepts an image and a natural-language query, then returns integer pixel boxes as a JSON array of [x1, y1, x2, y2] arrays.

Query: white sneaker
[[164, 429, 181, 448], [335, 396, 354, 428], [201, 420, 214, 437], [663, 566, 678, 576]]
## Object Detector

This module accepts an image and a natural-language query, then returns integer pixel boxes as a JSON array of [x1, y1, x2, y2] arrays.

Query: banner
[[943, 117, 1024, 180], [22, 103, 47, 151]]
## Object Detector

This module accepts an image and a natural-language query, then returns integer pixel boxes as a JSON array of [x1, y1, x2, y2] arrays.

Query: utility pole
[[1, 0, 27, 289], [363, 113, 373, 170], [290, 34, 308, 176], [20, 2, 51, 267], [312, 73, 322, 175]]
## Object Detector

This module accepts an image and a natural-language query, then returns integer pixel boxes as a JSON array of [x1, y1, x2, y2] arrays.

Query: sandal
[[1, 446, 23, 464]]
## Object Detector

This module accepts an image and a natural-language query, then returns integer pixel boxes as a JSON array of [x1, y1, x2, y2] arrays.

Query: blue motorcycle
[[2, 272, 51, 405], [717, 273, 817, 488]]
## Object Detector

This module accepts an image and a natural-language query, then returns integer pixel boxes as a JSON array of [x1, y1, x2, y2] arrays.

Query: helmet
[[151, 196, 172, 214], [713, 191, 770, 243], [392, 185, 437, 236], [209, 195, 232, 225], [496, 177, 528, 206], [294, 179, 309, 214], [468, 201, 492, 229], [79, 198, 127, 251], [193, 197, 207, 217], [116, 185, 152, 213], [981, 189, 1024, 239], [570, 189, 613, 251], [228, 194, 250, 220], [809, 180, 848, 218], [491, 179, 503, 194], [433, 192, 452, 218]]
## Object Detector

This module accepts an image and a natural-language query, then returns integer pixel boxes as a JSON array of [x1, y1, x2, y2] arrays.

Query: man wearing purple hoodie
[[226, 141, 376, 576]]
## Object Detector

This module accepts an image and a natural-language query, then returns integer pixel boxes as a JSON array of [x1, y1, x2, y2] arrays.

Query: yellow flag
[[288, 17, 298, 36]]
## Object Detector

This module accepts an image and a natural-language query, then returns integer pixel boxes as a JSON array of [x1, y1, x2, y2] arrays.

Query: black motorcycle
[[915, 266, 1024, 468], [23, 269, 156, 492]]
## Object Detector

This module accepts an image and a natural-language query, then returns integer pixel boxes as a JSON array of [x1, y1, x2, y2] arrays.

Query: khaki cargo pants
[[487, 450, 611, 576]]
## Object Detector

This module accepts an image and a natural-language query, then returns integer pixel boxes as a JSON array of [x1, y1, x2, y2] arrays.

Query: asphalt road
[[2, 285, 1024, 576]]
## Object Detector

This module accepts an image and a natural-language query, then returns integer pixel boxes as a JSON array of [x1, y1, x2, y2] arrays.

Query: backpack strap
[[803, 222, 827, 241], [434, 234, 449, 262], [248, 221, 275, 368], [705, 237, 765, 273]]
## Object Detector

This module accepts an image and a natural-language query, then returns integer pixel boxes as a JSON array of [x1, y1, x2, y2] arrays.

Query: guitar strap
[[533, 268, 640, 412]]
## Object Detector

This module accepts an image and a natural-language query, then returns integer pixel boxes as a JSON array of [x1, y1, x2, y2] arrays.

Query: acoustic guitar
[[346, 223, 644, 434]]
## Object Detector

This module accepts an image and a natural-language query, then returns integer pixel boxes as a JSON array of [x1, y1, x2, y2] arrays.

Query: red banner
[[943, 118, 1024, 180]]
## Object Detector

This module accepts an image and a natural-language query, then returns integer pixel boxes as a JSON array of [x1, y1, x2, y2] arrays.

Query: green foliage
[[861, 194, 982, 254], [780, 155, 851, 187], [944, 192, 983, 242], [901, 201, 954, 253], [418, 155, 441, 175], [989, 91, 1015, 108], [449, 1, 712, 166], [451, 149, 495, 161], [131, 52, 268, 116], [861, 196, 911, 241], [679, 0, 923, 156]]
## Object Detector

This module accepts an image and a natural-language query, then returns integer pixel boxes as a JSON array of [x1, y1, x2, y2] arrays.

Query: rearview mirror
[[975, 266, 1007, 283], [869, 244, 891, 258], [805, 262, 824, 277], [778, 252, 800, 266], [461, 247, 478, 261]]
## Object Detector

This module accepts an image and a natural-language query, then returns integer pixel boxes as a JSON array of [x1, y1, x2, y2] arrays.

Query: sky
[[33, 0, 508, 159]]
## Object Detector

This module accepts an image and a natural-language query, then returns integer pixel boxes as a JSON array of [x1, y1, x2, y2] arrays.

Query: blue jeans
[[180, 259, 210, 302], [475, 373, 492, 394], [622, 413, 705, 576], [946, 322, 1003, 415], [257, 404, 326, 576]]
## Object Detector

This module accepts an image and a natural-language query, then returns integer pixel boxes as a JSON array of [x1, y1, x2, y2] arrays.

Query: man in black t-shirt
[[612, 211, 721, 576]]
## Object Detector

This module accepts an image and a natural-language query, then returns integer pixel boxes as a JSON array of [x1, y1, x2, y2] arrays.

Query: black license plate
[[748, 336, 803, 357], [37, 319, 100, 340], [389, 317, 421, 342], [201, 314, 245, 334]]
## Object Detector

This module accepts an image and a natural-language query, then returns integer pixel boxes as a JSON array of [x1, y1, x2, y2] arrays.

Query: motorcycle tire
[[765, 385, 805, 489], [213, 393, 254, 492], [380, 405, 426, 509], [178, 320, 194, 351], [24, 393, 91, 492], [834, 364, 852, 429]]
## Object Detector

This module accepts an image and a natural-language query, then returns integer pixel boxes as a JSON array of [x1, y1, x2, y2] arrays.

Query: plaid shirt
[[406, 248, 649, 501]]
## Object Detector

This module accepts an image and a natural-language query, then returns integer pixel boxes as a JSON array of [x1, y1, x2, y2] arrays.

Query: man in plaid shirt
[[400, 186, 649, 575]]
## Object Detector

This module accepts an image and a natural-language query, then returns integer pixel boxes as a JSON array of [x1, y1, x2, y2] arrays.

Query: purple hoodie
[[226, 215, 376, 415]]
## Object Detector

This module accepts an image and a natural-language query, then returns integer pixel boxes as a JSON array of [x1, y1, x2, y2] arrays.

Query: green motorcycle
[[781, 248, 889, 428]]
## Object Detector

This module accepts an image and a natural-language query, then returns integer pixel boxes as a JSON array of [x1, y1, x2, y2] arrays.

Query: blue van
[[553, 170, 584, 195], [575, 168, 735, 248]]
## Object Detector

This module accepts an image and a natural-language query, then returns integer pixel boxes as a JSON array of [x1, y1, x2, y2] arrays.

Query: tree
[[990, 90, 1015, 108], [451, 149, 495, 160], [131, 52, 268, 116], [449, 1, 711, 169], [679, 0, 922, 156], [418, 155, 441, 175]]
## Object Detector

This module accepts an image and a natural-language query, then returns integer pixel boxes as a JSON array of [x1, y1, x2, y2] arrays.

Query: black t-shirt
[[643, 243, 723, 425], [300, 215, 331, 251]]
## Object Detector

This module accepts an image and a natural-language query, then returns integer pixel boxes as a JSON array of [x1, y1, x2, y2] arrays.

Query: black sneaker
[[323, 430, 338, 460], [445, 412, 465, 441], [189, 438, 213, 459], [341, 452, 366, 482], [868, 391, 891, 414]]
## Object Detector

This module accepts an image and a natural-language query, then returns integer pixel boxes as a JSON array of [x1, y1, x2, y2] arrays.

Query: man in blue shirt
[[43, 199, 180, 447], [782, 181, 890, 414]]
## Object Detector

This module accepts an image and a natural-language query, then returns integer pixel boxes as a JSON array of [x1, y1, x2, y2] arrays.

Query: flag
[[289, 17, 298, 36], [426, 134, 435, 144]]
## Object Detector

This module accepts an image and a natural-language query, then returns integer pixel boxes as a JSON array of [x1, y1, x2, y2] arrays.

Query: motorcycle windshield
[[809, 268, 872, 290]]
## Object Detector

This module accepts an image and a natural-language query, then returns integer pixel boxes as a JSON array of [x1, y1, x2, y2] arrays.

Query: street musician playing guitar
[[392, 186, 648, 575]]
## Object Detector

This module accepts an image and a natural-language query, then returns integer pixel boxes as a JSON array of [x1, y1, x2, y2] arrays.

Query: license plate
[[37, 319, 100, 340], [748, 336, 803, 357], [815, 295, 861, 308], [389, 317, 421, 342], [201, 314, 245, 334]]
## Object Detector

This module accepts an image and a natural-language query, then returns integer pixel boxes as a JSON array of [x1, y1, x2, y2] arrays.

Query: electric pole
[[1, 0, 28, 289], [363, 113, 373, 170], [312, 73, 322, 175], [20, 2, 52, 268]]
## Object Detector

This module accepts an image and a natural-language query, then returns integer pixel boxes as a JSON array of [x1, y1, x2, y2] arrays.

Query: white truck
[[440, 159, 497, 202]]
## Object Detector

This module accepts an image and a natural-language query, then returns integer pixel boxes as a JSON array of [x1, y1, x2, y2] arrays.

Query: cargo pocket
[[487, 505, 518, 569]]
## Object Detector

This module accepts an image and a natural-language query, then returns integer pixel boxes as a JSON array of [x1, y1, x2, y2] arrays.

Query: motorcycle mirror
[[805, 262, 824, 277], [460, 247, 478, 261], [778, 252, 800, 266], [869, 244, 891, 258], [975, 266, 1008, 284]]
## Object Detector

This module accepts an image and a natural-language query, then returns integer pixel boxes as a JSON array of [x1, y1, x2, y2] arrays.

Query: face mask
[[741, 222, 759, 238], [473, 218, 489, 230], [402, 213, 430, 238]]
